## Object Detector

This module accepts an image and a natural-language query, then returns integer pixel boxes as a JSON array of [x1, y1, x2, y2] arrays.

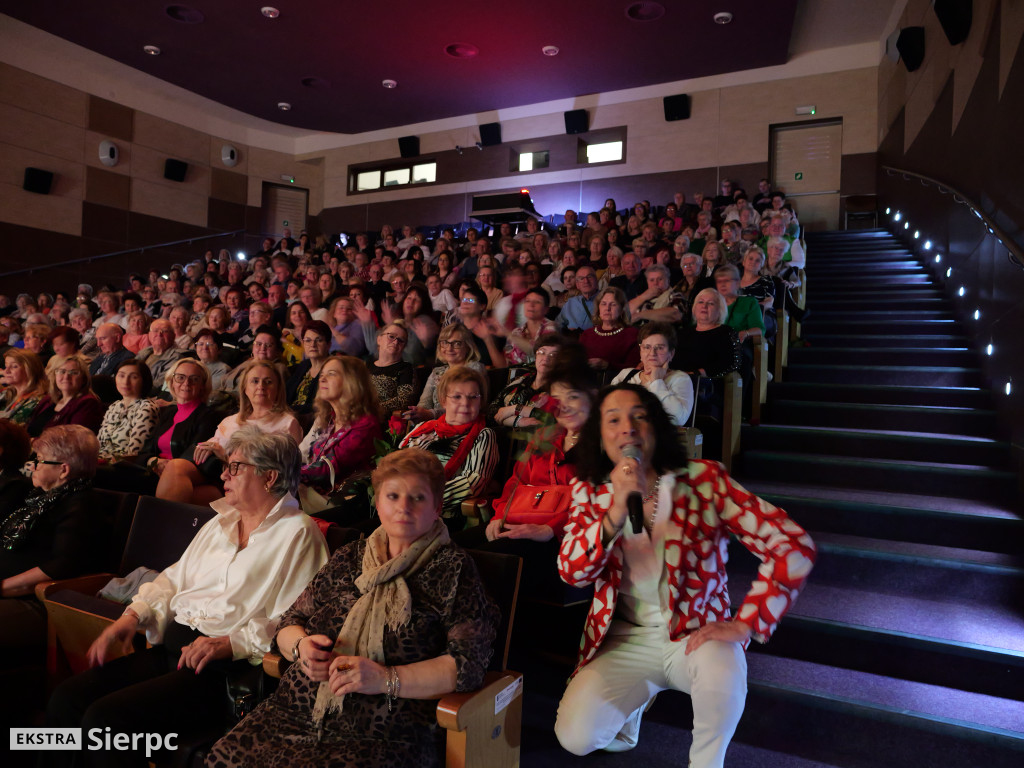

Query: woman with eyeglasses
[[121, 358, 220, 495], [371, 282, 439, 366], [286, 320, 333, 416], [490, 333, 567, 431], [400, 366, 497, 530], [451, 281, 506, 368], [610, 322, 694, 427], [48, 426, 329, 760], [26, 353, 105, 437], [1, 425, 105, 720], [404, 324, 486, 423], [368, 323, 416, 415], [298, 356, 382, 510], [192, 328, 231, 393], [156, 360, 303, 506]]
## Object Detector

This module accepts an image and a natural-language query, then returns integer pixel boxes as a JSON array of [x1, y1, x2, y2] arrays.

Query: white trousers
[[554, 621, 747, 768]]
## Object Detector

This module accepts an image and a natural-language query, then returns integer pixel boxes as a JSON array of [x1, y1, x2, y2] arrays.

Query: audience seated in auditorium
[[611, 322, 694, 426]]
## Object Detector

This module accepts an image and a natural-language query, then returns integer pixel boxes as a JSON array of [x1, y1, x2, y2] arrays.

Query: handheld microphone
[[621, 445, 644, 534]]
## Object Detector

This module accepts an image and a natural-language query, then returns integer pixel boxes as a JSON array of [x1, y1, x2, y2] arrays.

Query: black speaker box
[[398, 135, 420, 158], [934, 0, 972, 46], [164, 158, 188, 182], [23, 167, 54, 195], [896, 27, 926, 72], [479, 122, 502, 147], [564, 109, 588, 135], [663, 94, 691, 121]]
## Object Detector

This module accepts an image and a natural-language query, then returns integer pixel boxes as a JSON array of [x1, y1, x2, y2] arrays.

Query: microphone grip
[[626, 491, 643, 534]]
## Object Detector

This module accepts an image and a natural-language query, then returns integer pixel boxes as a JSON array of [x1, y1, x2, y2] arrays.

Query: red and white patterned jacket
[[558, 460, 816, 675]]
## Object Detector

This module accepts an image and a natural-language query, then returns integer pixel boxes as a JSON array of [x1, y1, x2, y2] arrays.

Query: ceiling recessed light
[[382, 79, 398, 89], [444, 43, 479, 59], [261, 6, 280, 18], [165, 5, 205, 24], [277, 102, 291, 111], [542, 45, 560, 56], [625, 2, 666, 22], [714, 11, 733, 24], [143, 45, 161, 56]]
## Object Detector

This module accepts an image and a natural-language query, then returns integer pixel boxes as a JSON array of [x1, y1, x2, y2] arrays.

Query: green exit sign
[[795, 172, 803, 180]]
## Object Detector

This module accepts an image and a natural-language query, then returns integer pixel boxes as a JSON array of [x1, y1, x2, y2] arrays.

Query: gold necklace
[[643, 477, 662, 532]]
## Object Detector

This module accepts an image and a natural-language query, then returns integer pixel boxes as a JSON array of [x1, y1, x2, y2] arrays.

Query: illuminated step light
[[946, 267, 952, 278], [893, 212, 902, 221], [903, 222, 909, 230], [958, 286, 965, 296], [923, 240, 932, 250], [1006, 381, 1013, 396], [973, 309, 980, 320], [986, 344, 994, 356], [934, 254, 942, 263], [913, 230, 920, 239], [885, 207, 891, 214]]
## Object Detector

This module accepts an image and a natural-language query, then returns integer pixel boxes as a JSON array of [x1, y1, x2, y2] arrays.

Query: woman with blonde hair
[[405, 323, 486, 423], [0, 348, 49, 426], [157, 360, 302, 505], [28, 353, 105, 436], [298, 356, 383, 509]]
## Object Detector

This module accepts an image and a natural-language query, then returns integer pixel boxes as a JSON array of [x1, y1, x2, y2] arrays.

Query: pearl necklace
[[643, 476, 662, 533], [593, 326, 624, 337]]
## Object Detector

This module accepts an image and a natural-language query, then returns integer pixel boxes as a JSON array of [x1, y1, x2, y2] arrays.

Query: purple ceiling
[[0, 1, 798, 134]]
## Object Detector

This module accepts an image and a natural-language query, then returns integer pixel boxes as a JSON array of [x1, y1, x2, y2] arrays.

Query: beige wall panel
[[0, 142, 84, 200], [0, 181, 81, 235], [246, 147, 322, 210], [84, 129, 131, 175], [131, 177, 207, 227], [209, 136, 250, 175], [130, 144, 211, 196], [0, 62, 88, 127], [488, 113, 565, 144], [420, 127, 477, 155], [0, 103, 85, 163], [132, 112, 209, 164]]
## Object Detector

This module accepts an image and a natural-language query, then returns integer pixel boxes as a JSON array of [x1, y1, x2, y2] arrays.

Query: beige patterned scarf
[[311, 518, 450, 726]]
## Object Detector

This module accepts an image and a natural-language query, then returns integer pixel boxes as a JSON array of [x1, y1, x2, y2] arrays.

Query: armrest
[[437, 671, 520, 730], [460, 498, 490, 526], [262, 651, 289, 679], [35, 573, 116, 602]]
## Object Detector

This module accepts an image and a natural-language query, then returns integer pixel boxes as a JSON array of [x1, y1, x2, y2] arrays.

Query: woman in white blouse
[[611, 322, 694, 427], [47, 426, 329, 755]]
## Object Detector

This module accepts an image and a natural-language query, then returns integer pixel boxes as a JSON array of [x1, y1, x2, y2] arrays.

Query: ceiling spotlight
[[542, 45, 560, 56], [714, 11, 733, 24], [382, 79, 398, 89], [277, 102, 291, 111], [261, 7, 280, 18], [143, 45, 161, 56], [445, 43, 479, 59]]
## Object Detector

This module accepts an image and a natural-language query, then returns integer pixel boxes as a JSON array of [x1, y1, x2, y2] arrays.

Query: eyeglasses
[[439, 340, 464, 349], [226, 461, 261, 476], [303, 337, 328, 345], [24, 458, 64, 471], [641, 344, 670, 354], [194, 342, 216, 349], [56, 369, 82, 377], [172, 373, 203, 385], [446, 393, 481, 402], [383, 332, 407, 345]]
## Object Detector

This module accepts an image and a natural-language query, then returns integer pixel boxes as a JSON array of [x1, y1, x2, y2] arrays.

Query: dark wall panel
[[210, 169, 247, 204], [877, 4, 1024, 454], [88, 96, 133, 141], [85, 166, 131, 209]]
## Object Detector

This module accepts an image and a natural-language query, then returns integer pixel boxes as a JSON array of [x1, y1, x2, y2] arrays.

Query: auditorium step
[[760, 399, 998, 436], [767, 381, 992, 408], [787, 345, 975, 367], [783, 363, 983, 387]]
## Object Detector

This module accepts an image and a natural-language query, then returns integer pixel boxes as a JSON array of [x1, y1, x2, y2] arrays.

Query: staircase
[[731, 229, 1024, 766]]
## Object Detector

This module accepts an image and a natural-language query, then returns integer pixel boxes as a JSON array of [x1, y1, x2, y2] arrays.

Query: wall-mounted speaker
[[934, 0, 972, 46], [221, 144, 239, 167], [99, 140, 119, 167], [663, 94, 691, 122], [164, 158, 188, 182], [398, 135, 420, 158], [896, 27, 926, 72], [479, 122, 502, 147], [564, 109, 588, 135], [23, 167, 54, 195]]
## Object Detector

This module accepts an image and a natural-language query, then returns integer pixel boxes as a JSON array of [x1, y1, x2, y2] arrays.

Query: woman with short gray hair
[[49, 422, 329, 755]]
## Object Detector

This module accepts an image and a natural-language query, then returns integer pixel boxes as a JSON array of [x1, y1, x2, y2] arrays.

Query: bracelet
[[385, 665, 401, 712], [290, 635, 305, 663]]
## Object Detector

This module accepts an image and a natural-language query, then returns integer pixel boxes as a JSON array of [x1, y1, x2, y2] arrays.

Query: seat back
[[93, 488, 139, 573], [119, 496, 216, 575], [464, 549, 522, 672]]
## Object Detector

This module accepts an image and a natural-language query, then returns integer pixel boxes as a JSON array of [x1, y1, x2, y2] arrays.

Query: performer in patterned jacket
[[554, 383, 816, 768]]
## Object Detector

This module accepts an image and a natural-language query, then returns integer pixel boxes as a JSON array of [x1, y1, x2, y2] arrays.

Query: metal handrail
[[881, 165, 1024, 271], [0, 229, 247, 279]]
